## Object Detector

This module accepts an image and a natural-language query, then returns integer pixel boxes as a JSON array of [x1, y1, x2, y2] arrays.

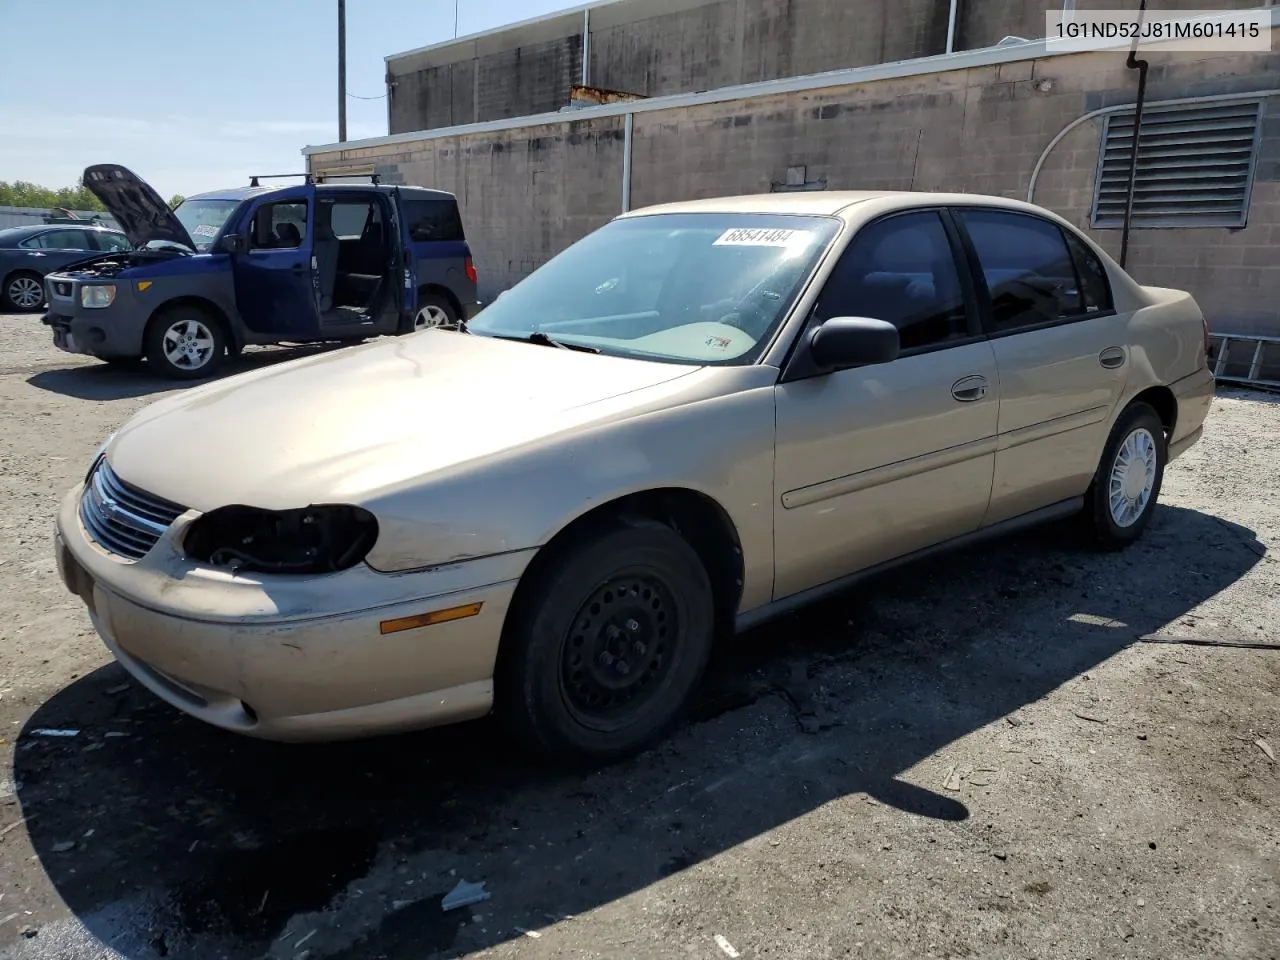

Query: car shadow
[[24, 344, 353, 402], [10, 504, 1265, 959]]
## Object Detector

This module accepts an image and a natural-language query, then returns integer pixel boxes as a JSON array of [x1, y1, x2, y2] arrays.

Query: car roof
[[185, 184, 459, 203], [618, 190, 1066, 222], [0, 223, 122, 242]]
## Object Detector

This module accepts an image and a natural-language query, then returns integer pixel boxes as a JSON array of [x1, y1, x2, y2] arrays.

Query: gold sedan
[[54, 191, 1214, 762]]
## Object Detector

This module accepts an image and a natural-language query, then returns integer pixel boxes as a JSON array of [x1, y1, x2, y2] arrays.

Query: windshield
[[167, 198, 240, 251], [467, 213, 841, 365]]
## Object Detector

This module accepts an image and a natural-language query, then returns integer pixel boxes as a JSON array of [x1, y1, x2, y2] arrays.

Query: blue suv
[[42, 164, 480, 379]]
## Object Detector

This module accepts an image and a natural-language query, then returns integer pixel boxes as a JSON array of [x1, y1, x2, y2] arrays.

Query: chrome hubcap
[[162, 319, 216, 370], [414, 305, 449, 331], [9, 277, 43, 309], [1108, 427, 1157, 528]]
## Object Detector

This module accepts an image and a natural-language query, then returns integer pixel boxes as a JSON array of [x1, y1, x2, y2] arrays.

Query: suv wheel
[[401, 292, 457, 334], [1082, 401, 1167, 550], [145, 307, 226, 380], [496, 518, 716, 764], [3, 272, 46, 312]]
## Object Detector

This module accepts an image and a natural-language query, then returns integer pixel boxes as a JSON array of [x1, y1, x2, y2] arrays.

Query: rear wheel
[[1082, 402, 1167, 550], [400, 291, 457, 334], [144, 306, 226, 380], [3, 272, 45, 312], [496, 518, 715, 763]]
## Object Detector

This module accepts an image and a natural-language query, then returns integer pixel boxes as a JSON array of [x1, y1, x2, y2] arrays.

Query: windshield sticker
[[704, 335, 732, 349], [713, 227, 810, 248], [192, 224, 219, 238]]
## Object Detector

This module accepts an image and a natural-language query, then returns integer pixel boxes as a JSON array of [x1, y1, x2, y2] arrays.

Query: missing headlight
[[183, 504, 379, 575]]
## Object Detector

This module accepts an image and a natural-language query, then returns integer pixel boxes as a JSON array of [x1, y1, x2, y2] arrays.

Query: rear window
[[403, 194, 464, 242]]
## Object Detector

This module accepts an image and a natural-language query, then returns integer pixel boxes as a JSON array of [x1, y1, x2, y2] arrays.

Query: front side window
[[171, 199, 240, 251], [956, 209, 1083, 333], [250, 201, 308, 250], [468, 213, 841, 365], [813, 210, 972, 352]]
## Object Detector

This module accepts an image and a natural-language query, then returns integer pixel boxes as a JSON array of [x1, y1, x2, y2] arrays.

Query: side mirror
[[809, 316, 900, 369], [218, 233, 244, 253]]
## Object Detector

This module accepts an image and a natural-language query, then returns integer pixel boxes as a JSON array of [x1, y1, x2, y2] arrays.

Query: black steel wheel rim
[[559, 571, 679, 729]]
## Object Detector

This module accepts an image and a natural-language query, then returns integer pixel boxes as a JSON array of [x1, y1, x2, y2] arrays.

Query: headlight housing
[[85, 432, 115, 483], [183, 504, 379, 575], [80, 284, 117, 308]]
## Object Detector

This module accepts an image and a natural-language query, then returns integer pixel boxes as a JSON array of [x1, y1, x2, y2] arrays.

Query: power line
[[347, 91, 387, 100]]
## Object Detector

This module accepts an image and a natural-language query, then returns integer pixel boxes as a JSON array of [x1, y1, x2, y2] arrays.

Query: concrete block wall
[[317, 47, 1280, 333]]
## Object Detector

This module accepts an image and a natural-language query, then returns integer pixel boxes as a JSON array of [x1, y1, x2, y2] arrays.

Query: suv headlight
[[80, 284, 117, 308], [183, 504, 379, 575]]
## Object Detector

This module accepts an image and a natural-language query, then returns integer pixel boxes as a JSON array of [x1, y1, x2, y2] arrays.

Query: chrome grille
[[79, 459, 187, 561]]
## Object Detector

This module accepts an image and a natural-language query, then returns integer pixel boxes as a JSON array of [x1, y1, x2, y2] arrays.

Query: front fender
[[362, 382, 779, 612]]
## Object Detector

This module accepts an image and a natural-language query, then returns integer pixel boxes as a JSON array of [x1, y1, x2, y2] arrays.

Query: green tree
[[168, 194, 185, 209], [0, 179, 105, 211]]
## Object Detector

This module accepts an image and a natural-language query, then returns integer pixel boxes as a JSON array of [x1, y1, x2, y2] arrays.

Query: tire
[[496, 518, 716, 764], [1081, 401, 1167, 550], [400, 291, 457, 334], [3, 271, 46, 312], [144, 306, 226, 380]]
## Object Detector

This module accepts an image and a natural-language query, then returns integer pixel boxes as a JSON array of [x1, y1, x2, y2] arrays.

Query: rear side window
[[956, 209, 1083, 333], [1062, 230, 1114, 314], [95, 232, 131, 252], [329, 201, 373, 238], [814, 210, 972, 352], [403, 195, 464, 242]]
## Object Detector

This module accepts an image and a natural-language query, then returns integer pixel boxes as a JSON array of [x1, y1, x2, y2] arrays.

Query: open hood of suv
[[82, 164, 196, 251]]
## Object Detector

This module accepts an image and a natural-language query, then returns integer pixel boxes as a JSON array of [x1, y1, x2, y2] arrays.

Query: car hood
[[106, 332, 708, 512], [82, 163, 195, 251]]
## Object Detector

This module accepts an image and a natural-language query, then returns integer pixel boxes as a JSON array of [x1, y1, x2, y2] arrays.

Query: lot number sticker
[[193, 224, 219, 238], [713, 227, 810, 248]]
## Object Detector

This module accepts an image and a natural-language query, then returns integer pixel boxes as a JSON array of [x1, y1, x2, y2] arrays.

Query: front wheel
[[496, 519, 715, 763], [3, 272, 45, 312], [144, 307, 226, 380], [1082, 402, 1167, 550]]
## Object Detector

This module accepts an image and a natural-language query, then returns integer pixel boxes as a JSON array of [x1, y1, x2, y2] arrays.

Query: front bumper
[[54, 483, 532, 741], [42, 276, 147, 359]]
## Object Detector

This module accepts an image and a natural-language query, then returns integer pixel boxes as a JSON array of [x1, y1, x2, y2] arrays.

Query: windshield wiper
[[491, 331, 600, 354]]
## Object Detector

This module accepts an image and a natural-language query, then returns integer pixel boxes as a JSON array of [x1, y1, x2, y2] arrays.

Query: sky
[[0, 0, 585, 201]]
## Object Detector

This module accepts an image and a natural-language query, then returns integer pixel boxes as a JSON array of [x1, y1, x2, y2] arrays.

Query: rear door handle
[[1099, 346, 1126, 369], [951, 375, 988, 402], [290, 263, 306, 276]]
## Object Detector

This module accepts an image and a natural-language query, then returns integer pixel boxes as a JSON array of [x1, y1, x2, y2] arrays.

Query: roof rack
[[248, 173, 316, 187]]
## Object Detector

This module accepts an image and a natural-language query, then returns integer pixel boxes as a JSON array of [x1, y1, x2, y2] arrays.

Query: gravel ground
[[0, 310, 1276, 960]]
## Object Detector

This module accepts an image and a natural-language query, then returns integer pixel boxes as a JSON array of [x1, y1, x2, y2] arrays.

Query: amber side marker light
[[380, 602, 483, 635]]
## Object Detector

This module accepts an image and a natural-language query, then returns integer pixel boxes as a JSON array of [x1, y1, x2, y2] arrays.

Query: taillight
[[465, 256, 477, 285]]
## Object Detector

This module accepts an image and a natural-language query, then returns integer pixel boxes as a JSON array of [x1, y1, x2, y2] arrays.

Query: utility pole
[[454, 0, 460, 38], [338, 0, 348, 142]]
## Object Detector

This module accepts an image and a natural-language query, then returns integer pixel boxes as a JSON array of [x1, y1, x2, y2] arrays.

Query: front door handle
[[951, 375, 988, 402], [1099, 346, 1127, 369]]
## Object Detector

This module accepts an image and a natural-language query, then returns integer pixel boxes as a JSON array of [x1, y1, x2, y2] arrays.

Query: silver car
[[53, 191, 1215, 762]]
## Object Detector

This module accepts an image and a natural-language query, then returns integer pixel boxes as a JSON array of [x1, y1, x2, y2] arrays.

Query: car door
[[950, 208, 1128, 527], [22, 228, 98, 272], [772, 209, 1000, 600], [231, 190, 320, 337]]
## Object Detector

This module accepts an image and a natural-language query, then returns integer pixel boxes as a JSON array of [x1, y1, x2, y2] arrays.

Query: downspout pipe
[[582, 8, 591, 87], [945, 0, 959, 54], [622, 112, 634, 212], [1119, 0, 1149, 270]]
